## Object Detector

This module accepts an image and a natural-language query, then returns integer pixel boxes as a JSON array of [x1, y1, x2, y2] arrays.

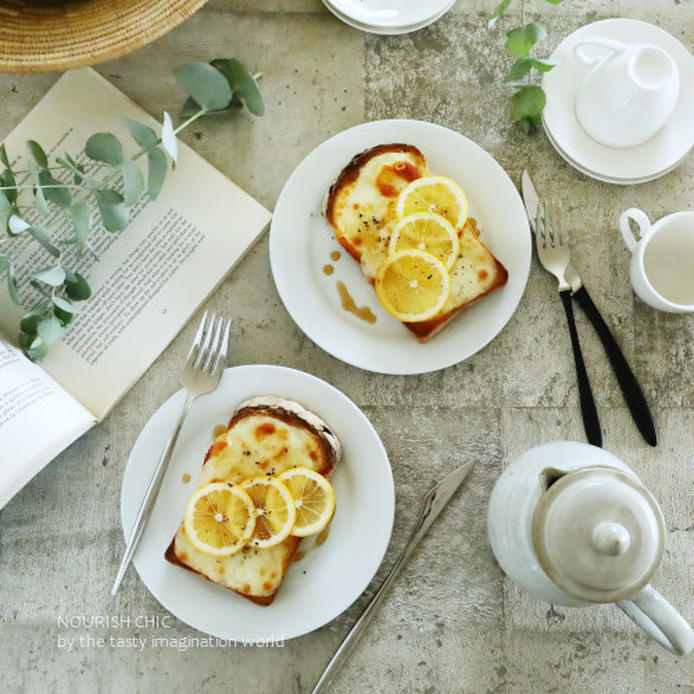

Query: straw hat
[[0, 0, 210, 73]]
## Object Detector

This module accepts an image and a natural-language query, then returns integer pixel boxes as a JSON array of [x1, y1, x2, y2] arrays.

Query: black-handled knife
[[522, 170, 657, 447]]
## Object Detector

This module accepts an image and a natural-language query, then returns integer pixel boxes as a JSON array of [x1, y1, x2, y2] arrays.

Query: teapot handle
[[574, 37, 627, 67], [617, 585, 694, 655]]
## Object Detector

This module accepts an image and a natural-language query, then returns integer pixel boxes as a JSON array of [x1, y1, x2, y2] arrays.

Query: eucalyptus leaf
[[120, 117, 158, 150], [69, 202, 91, 248], [37, 317, 64, 345], [504, 58, 556, 82], [506, 22, 547, 58], [53, 295, 77, 314], [146, 147, 167, 200], [39, 170, 72, 208], [180, 96, 242, 118], [85, 133, 124, 166], [20, 311, 43, 335], [28, 160, 49, 216], [161, 111, 178, 164], [6, 262, 20, 303], [210, 59, 264, 116], [34, 265, 66, 287], [26, 140, 48, 168], [26, 336, 47, 361], [64, 271, 91, 301], [487, 0, 512, 29], [0, 190, 10, 231], [30, 280, 51, 298], [94, 189, 129, 232], [0, 143, 9, 168], [173, 62, 233, 112], [510, 85, 546, 132], [121, 159, 145, 206], [8, 214, 30, 235], [52, 296, 77, 325], [0, 169, 17, 204], [29, 226, 61, 258], [544, 0, 566, 4]]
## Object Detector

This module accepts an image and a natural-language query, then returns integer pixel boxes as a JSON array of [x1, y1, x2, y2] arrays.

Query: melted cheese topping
[[332, 151, 429, 280], [173, 410, 335, 600], [442, 221, 503, 313]]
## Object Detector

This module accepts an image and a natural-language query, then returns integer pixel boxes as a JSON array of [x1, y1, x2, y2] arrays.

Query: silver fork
[[536, 199, 601, 446], [111, 311, 231, 596]]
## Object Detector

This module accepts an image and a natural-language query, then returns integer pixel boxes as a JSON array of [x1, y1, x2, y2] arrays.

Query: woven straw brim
[[0, 0, 209, 73]]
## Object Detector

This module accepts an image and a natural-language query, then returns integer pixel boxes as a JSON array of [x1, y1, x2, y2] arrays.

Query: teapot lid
[[532, 466, 665, 603]]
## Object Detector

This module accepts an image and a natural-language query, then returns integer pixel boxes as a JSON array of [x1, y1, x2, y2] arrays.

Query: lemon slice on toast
[[375, 249, 450, 322], [239, 476, 297, 549], [278, 466, 335, 537], [389, 212, 459, 271], [184, 482, 256, 557], [396, 175, 468, 230]]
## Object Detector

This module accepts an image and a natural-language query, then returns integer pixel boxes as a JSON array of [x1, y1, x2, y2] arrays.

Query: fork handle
[[560, 289, 602, 447], [111, 392, 195, 596], [572, 286, 657, 447]]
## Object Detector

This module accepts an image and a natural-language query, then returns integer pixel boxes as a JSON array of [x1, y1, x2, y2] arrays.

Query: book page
[[0, 339, 94, 508], [0, 69, 271, 420]]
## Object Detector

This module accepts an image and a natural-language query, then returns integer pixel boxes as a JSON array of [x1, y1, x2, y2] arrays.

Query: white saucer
[[543, 116, 689, 186], [543, 19, 694, 182], [322, 0, 455, 35], [120, 365, 395, 641], [269, 119, 531, 375]]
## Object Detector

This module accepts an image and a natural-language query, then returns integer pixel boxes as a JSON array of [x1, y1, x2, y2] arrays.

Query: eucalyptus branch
[[0, 57, 264, 361], [487, 0, 565, 132]]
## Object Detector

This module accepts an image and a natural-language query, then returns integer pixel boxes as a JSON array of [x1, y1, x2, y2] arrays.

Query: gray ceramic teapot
[[487, 441, 694, 655]]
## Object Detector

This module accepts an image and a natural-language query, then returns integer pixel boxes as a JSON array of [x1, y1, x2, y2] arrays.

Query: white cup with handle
[[619, 208, 694, 313], [574, 37, 680, 149]]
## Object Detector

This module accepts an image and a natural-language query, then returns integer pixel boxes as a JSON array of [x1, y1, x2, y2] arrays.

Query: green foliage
[[488, 0, 564, 132], [0, 57, 264, 361], [510, 85, 547, 132]]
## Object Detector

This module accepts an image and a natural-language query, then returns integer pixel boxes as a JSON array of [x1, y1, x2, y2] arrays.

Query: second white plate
[[120, 364, 394, 641], [270, 119, 531, 375]]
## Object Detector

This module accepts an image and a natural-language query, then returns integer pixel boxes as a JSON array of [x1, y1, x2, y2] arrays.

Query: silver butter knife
[[311, 460, 476, 694]]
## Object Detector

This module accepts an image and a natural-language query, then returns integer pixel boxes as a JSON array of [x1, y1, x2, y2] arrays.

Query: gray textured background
[[1, 1, 692, 692]]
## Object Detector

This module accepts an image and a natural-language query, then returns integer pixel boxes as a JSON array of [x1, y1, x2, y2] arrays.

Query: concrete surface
[[1, 1, 693, 692]]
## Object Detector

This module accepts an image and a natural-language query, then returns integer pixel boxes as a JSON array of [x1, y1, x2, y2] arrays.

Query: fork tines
[[186, 311, 231, 374]]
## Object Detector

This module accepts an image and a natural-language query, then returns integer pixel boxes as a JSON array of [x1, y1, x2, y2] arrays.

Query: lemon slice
[[278, 467, 335, 537], [239, 476, 297, 549], [396, 176, 468, 230], [375, 249, 450, 322], [183, 482, 256, 557], [388, 212, 460, 271]]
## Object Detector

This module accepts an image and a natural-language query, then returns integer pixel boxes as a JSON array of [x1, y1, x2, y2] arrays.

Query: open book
[[0, 69, 271, 508]]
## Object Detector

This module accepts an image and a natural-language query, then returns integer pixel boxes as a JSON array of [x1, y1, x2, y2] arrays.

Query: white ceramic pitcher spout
[[488, 442, 694, 655]]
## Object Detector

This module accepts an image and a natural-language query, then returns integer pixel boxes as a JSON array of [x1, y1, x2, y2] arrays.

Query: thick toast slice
[[165, 396, 341, 606], [325, 143, 508, 342]]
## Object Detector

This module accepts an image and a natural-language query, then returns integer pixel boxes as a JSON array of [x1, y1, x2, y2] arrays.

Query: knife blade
[[311, 460, 476, 694], [521, 169, 540, 234]]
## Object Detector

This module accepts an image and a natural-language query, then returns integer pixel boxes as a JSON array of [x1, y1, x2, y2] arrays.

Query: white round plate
[[325, 0, 452, 30], [120, 364, 394, 641], [543, 116, 688, 185], [270, 119, 531, 375], [322, 0, 455, 35], [543, 19, 694, 181]]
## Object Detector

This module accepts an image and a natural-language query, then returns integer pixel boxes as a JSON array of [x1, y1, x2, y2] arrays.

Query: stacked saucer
[[542, 19, 694, 185], [322, 0, 456, 35]]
